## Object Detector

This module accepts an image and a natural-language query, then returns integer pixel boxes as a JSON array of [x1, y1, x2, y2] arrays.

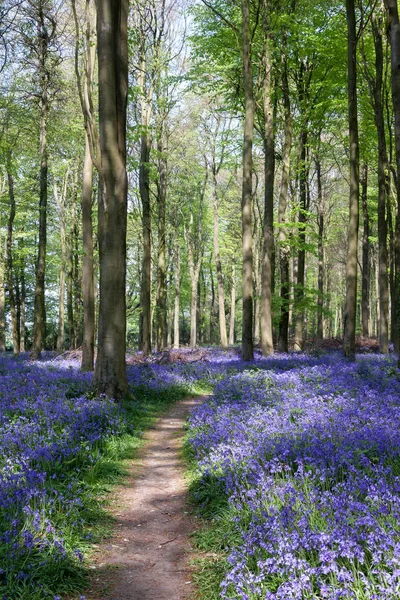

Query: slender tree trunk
[[32, 9, 49, 358], [54, 175, 68, 353], [81, 133, 95, 369], [93, 0, 129, 399], [173, 233, 180, 349], [371, 16, 389, 352], [0, 244, 4, 352], [156, 136, 167, 352], [316, 153, 324, 340], [212, 168, 228, 348], [229, 260, 236, 345], [19, 237, 25, 352], [383, 0, 400, 361], [6, 171, 19, 354], [344, 0, 360, 359], [241, 0, 254, 360], [277, 49, 292, 353], [294, 128, 308, 350], [74, 204, 82, 347], [140, 129, 152, 356], [67, 197, 75, 349], [260, 0, 275, 356], [361, 163, 370, 337]]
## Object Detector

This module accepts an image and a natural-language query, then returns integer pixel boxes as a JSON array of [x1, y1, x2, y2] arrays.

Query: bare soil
[[81, 397, 201, 600]]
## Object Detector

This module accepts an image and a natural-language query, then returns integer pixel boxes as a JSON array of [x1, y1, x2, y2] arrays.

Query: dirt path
[[83, 397, 201, 600]]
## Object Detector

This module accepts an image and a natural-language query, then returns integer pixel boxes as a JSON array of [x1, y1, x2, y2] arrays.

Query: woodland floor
[[78, 397, 202, 600]]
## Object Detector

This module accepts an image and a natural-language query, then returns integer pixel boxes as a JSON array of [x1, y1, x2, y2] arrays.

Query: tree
[[343, 0, 360, 359], [241, 0, 254, 361], [93, 0, 128, 399]]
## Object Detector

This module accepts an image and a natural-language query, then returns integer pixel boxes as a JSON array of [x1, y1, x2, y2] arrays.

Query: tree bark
[[277, 45, 292, 353], [294, 127, 308, 350], [156, 134, 167, 351], [81, 133, 95, 369], [260, 0, 275, 356], [6, 170, 19, 354], [54, 173, 69, 353], [344, 0, 360, 359], [212, 165, 228, 349], [93, 0, 129, 399], [241, 0, 254, 360], [316, 152, 324, 340], [229, 260, 236, 345], [32, 6, 49, 358], [173, 232, 180, 349], [383, 0, 400, 361], [361, 163, 370, 337]]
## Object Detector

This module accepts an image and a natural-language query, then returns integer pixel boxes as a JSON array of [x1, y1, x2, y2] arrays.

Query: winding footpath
[[83, 397, 201, 600]]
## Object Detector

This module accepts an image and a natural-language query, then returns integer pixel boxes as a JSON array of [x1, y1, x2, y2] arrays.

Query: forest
[[1, 0, 400, 599]]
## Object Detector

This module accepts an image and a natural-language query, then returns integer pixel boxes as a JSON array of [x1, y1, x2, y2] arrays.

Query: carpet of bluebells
[[3, 348, 400, 600], [188, 351, 400, 599], [0, 350, 207, 599]]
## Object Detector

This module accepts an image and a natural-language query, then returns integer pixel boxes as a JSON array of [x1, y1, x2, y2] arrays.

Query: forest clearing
[[2, 0, 400, 598]]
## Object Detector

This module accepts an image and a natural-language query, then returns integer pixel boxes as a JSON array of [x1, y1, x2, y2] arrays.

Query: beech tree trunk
[[67, 196, 75, 349], [383, 0, 400, 361], [277, 44, 292, 353], [6, 171, 19, 353], [294, 127, 308, 350], [19, 237, 25, 352], [140, 130, 152, 356], [370, 15, 389, 352], [212, 166, 228, 349], [344, 0, 360, 359], [229, 260, 236, 346], [361, 163, 370, 337], [260, 0, 275, 357], [54, 174, 68, 353], [81, 134, 95, 369], [156, 135, 167, 352], [241, 0, 254, 360], [173, 233, 180, 349], [316, 153, 324, 341], [93, 0, 129, 399], [32, 6, 49, 358]]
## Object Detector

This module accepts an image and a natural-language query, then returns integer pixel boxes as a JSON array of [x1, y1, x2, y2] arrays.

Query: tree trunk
[[67, 195, 75, 349], [19, 237, 25, 352], [0, 244, 4, 352], [294, 127, 308, 350], [344, 0, 360, 359], [32, 8, 49, 358], [361, 163, 370, 337], [260, 0, 275, 356], [173, 233, 180, 349], [156, 136, 167, 352], [81, 133, 95, 369], [316, 153, 324, 340], [93, 0, 129, 399], [7, 171, 19, 354], [383, 0, 400, 362], [229, 260, 236, 345], [54, 174, 68, 353], [241, 0, 254, 360], [371, 15, 389, 352], [277, 47, 292, 353], [212, 168, 228, 349], [140, 130, 152, 356]]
